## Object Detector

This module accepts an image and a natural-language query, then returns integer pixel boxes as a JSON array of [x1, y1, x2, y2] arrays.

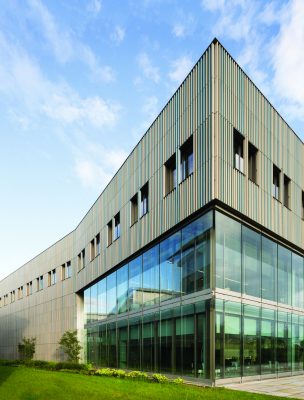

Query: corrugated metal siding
[[213, 41, 304, 248]]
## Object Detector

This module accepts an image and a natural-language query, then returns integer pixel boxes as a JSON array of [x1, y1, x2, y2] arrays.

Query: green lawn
[[0, 366, 292, 400]]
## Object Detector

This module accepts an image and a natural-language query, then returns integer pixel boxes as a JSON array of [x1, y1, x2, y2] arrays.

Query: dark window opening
[[234, 129, 244, 173], [180, 136, 194, 181], [283, 175, 290, 208], [114, 212, 120, 240], [107, 220, 113, 246], [140, 183, 149, 217], [130, 194, 138, 225], [164, 153, 176, 195], [273, 165, 280, 200], [248, 143, 258, 184]]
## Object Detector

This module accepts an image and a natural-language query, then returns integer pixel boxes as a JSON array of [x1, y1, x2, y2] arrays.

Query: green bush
[[24, 360, 55, 370], [115, 369, 126, 378], [54, 362, 87, 371], [151, 373, 168, 383], [95, 368, 116, 377], [0, 359, 22, 367], [126, 370, 148, 380], [18, 337, 36, 360], [172, 377, 184, 384]]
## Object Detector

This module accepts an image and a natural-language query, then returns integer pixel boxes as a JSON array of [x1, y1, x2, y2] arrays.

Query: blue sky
[[1, 0, 304, 281]]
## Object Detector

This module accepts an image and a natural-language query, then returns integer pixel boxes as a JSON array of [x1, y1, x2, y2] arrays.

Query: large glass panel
[[278, 246, 292, 305], [88, 326, 100, 367], [216, 212, 242, 292], [181, 224, 196, 295], [129, 256, 142, 311], [181, 304, 195, 376], [196, 302, 209, 379], [277, 311, 292, 372], [224, 302, 241, 377], [99, 323, 107, 367], [142, 313, 156, 372], [129, 317, 141, 370], [181, 212, 212, 294], [84, 288, 90, 326], [117, 320, 128, 369], [261, 308, 276, 374], [215, 299, 224, 379], [108, 322, 117, 368], [117, 264, 129, 314], [160, 231, 181, 301], [106, 272, 117, 316], [292, 314, 304, 371], [90, 284, 98, 323], [159, 309, 174, 373], [142, 245, 159, 307], [261, 237, 277, 302], [243, 227, 261, 297], [196, 226, 211, 291], [97, 280, 107, 321], [243, 305, 260, 376], [292, 253, 304, 309]]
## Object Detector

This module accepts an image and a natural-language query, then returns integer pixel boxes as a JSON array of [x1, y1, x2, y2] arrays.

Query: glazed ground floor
[[84, 206, 304, 383]]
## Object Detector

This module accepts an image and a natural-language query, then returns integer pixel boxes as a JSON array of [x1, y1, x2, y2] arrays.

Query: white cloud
[[27, 0, 114, 82], [111, 26, 125, 44], [168, 56, 193, 84], [137, 52, 160, 83], [0, 32, 120, 129], [75, 146, 128, 189], [172, 24, 185, 38], [87, 0, 102, 15], [271, 0, 304, 106]]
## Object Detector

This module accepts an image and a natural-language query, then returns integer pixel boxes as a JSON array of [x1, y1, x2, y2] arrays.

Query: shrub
[[24, 360, 55, 370], [172, 377, 184, 384], [152, 373, 168, 383], [95, 368, 116, 377], [18, 337, 36, 360], [58, 330, 82, 363], [54, 362, 88, 371], [126, 370, 148, 380], [115, 369, 126, 378], [0, 359, 22, 367]]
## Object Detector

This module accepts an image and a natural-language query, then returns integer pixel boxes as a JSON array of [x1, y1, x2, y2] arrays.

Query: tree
[[59, 330, 82, 363], [18, 337, 36, 360]]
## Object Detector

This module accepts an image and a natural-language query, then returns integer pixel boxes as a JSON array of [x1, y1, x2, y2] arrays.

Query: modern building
[[0, 38, 304, 385]]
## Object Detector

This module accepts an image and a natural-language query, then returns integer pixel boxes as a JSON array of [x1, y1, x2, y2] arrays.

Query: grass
[[0, 366, 293, 400]]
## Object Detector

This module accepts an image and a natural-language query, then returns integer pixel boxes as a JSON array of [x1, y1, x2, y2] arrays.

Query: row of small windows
[[0, 261, 71, 308], [233, 129, 304, 217], [1, 137, 195, 300]]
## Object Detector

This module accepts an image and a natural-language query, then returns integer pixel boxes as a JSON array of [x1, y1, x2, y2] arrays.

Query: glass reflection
[[160, 232, 181, 301]]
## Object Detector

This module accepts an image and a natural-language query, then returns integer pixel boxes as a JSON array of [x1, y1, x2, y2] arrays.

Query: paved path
[[226, 376, 304, 399]]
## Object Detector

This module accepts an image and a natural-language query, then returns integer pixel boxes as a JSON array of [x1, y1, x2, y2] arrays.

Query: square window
[[164, 153, 176, 195], [234, 129, 244, 173], [180, 136, 193, 181], [130, 194, 138, 226], [140, 183, 149, 217], [248, 142, 258, 184]]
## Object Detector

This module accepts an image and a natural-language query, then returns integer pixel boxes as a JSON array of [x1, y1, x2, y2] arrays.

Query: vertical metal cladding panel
[[214, 43, 303, 248]]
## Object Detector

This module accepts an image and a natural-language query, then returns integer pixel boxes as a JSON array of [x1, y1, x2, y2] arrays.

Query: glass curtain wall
[[84, 210, 213, 378], [215, 300, 303, 378], [215, 211, 304, 308], [86, 301, 210, 378]]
